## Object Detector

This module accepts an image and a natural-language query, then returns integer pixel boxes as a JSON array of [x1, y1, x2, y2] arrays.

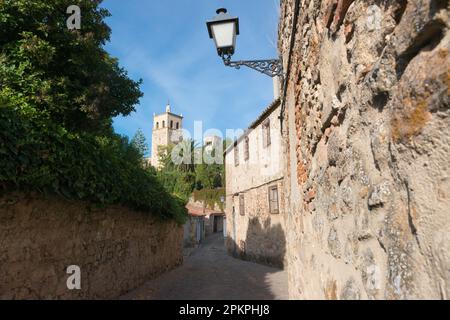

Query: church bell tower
[[150, 102, 183, 168]]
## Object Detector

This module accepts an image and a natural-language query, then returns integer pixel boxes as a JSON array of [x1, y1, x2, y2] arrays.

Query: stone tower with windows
[[150, 103, 183, 168]]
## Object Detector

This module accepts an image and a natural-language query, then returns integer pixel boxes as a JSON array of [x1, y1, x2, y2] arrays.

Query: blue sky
[[103, 0, 280, 151]]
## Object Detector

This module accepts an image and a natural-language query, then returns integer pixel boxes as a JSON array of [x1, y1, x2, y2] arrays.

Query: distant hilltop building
[[204, 135, 222, 153], [150, 102, 183, 168]]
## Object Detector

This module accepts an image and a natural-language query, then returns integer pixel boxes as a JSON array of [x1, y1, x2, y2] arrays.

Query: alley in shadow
[[119, 233, 288, 300]]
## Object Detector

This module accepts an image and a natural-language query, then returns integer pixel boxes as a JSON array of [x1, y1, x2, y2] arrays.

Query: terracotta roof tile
[[185, 203, 224, 217]]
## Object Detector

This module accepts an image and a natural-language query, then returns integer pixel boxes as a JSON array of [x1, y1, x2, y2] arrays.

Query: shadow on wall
[[227, 217, 286, 269]]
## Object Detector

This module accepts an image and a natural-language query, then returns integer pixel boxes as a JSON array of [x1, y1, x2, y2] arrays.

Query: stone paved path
[[120, 233, 288, 300]]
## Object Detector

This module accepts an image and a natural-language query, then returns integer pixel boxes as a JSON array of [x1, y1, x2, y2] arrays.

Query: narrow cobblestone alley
[[120, 234, 288, 300]]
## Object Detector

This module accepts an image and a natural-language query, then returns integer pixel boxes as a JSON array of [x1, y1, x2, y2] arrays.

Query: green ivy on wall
[[193, 188, 225, 211], [0, 105, 187, 224]]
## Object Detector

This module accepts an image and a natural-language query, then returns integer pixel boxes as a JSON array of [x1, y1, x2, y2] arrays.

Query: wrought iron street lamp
[[206, 8, 283, 78]]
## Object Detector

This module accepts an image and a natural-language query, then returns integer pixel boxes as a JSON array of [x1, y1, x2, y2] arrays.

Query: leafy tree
[[193, 188, 225, 211], [155, 139, 225, 203], [0, 106, 187, 224], [0, 0, 143, 133], [131, 128, 149, 158], [194, 142, 225, 190], [0, 0, 188, 224], [195, 161, 223, 190], [156, 140, 197, 201], [157, 139, 197, 172]]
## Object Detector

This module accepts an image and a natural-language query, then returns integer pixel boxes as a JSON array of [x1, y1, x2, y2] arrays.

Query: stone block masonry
[[0, 193, 183, 299], [279, 0, 449, 299], [226, 179, 287, 269]]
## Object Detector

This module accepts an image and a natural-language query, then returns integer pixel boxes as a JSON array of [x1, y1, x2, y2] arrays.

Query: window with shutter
[[244, 136, 249, 161], [239, 194, 245, 216], [234, 142, 239, 167], [268, 186, 279, 214], [263, 119, 271, 148]]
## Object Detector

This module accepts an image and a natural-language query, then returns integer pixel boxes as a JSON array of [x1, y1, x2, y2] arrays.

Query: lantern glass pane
[[212, 21, 235, 49]]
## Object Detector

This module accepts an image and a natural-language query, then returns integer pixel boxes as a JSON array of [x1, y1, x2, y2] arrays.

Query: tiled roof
[[248, 98, 281, 129], [155, 112, 183, 119], [185, 203, 224, 217], [224, 98, 281, 155]]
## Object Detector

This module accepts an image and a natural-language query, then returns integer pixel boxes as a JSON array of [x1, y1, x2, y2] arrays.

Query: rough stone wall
[[183, 216, 198, 247], [279, 0, 449, 299], [0, 193, 183, 299], [226, 179, 287, 268]]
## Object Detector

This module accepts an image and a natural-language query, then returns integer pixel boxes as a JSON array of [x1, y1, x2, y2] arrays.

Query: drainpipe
[[279, 0, 301, 132]]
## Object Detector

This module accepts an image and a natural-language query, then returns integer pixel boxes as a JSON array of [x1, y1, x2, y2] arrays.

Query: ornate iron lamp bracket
[[221, 54, 283, 78]]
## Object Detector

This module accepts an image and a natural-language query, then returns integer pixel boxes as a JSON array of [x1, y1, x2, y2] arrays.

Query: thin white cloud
[[106, 0, 278, 150]]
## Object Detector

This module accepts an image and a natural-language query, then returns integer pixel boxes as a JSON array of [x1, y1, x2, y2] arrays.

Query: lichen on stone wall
[[391, 98, 431, 142], [280, 0, 450, 300]]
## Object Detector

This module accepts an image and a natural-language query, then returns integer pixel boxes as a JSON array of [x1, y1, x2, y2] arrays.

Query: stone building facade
[[184, 201, 224, 247], [224, 99, 287, 268], [204, 135, 223, 154], [150, 103, 183, 168], [278, 0, 449, 299]]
